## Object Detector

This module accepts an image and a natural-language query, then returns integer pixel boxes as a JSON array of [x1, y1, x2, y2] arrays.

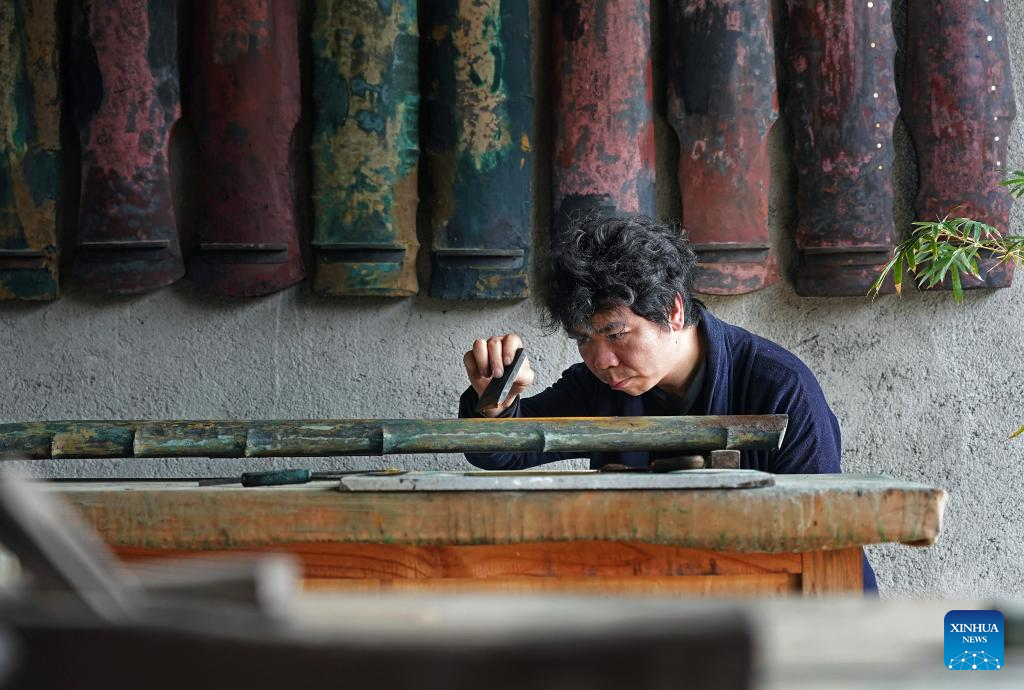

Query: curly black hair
[[543, 214, 700, 334]]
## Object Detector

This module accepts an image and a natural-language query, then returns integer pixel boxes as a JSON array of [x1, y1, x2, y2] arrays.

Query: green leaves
[[1000, 170, 1024, 199], [868, 183, 1024, 304], [870, 171, 1024, 440]]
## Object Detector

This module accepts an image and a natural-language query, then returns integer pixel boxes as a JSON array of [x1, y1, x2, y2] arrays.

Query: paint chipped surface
[[905, 0, 1016, 290], [311, 0, 419, 296], [71, 0, 184, 293], [552, 0, 655, 234], [189, 0, 304, 296], [54, 474, 946, 553], [784, 0, 899, 296], [668, 0, 778, 295], [424, 0, 532, 299], [0, 0, 61, 300], [452, 0, 511, 167], [212, 0, 271, 64]]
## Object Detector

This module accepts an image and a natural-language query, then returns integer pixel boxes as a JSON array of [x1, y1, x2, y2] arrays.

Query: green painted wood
[[134, 421, 249, 457], [0, 416, 788, 460], [310, 0, 419, 296], [424, 0, 532, 299], [240, 468, 311, 487], [0, 0, 61, 300]]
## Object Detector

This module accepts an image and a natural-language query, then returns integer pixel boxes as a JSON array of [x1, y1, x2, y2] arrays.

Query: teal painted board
[[424, 0, 533, 300], [310, 0, 419, 297], [0, 0, 62, 300]]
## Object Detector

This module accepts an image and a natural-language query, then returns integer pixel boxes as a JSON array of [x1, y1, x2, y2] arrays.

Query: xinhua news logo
[[945, 610, 1004, 670]]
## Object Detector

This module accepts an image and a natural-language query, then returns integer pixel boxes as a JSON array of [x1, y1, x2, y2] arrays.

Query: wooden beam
[[55, 474, 947, 553], [302, 574, 800, 596], [0, 415, 789, 460], [116, 542, 804, 580]]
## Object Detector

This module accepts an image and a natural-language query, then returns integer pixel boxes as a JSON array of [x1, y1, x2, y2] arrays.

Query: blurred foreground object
[[0, 477, 752, 690]]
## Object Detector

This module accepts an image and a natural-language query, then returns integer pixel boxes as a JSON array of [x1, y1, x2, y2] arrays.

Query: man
[[458, 214, 877, 591]]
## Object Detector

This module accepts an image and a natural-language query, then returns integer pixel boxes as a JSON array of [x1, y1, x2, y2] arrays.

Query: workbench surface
[[50, 473, 947, 597]]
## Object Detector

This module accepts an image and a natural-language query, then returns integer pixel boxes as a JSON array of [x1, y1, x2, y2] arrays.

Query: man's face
[[569, 304, 683, 397]]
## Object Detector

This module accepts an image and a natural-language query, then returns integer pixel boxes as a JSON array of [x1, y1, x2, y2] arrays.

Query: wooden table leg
[[800, 548, 863, 595]]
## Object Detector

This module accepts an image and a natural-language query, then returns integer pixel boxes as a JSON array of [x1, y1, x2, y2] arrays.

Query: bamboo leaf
[[871, 172, 1021, 307], [936, 246, 961, 283], [950, 267, 963, 304]]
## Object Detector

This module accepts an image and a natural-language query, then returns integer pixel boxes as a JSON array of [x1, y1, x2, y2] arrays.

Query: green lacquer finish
[[0, 0, 61, 300], [0, 416, 788, 460], [424, 0, 533, 299], [310, 0, 419, 296], [133, 421, 249, 457]]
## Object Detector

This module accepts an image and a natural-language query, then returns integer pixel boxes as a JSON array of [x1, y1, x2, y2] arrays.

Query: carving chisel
[[476, 347, 526, 413], [198, 468, 405, 487]]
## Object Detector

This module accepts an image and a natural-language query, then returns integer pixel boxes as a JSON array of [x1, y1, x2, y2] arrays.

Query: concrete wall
[[2, 0, 1023, 598]]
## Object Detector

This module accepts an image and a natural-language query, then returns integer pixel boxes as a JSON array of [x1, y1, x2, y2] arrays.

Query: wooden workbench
[[50, 472, 946, 597]]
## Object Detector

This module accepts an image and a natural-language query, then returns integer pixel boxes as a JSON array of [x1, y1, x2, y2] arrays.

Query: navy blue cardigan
[[458, 304, 878, 591]]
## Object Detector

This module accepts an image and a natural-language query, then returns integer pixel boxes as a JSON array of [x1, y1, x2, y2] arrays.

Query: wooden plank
[[115, 542, 804, 580], [310, 0, 419, 296], [800, 547, 863, 595], [667, 0, 778, 295], [552, 0, 655, 237], [339, 469, 774, 491], [302, 574, 799, 596], [783, 0, 900, 296], [0, 0, 61, 300], [423, 0, 532, 299], [70, 0, 184, 294], [187, 0, 304, 296], [56, 474, 947, 553], [904, 0, 1016, 290]]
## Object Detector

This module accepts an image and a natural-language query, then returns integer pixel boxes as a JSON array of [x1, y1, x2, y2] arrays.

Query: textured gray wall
[[2, 0, 1023, 598]]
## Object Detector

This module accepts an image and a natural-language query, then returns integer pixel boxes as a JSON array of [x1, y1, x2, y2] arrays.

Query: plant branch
[[869, 171, 1024, 440], [868, 171, 1024, 303]]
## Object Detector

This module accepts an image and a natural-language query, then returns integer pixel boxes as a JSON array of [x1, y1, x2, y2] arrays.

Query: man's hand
[[464, 334, 535, 417]]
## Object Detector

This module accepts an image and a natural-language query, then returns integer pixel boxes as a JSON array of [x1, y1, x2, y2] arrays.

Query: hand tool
[[476, 347, 526, 413], [198, 468, 405, 487]]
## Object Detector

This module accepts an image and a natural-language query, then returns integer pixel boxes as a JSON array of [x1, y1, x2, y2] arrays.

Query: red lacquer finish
[[71, 0, 184, 294], [189, 0, 304, 297], [552, 0, 655, 238], [784, 0, 900, 296], [905, 0, 1016, 290], [668, 0, 779, 295]]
